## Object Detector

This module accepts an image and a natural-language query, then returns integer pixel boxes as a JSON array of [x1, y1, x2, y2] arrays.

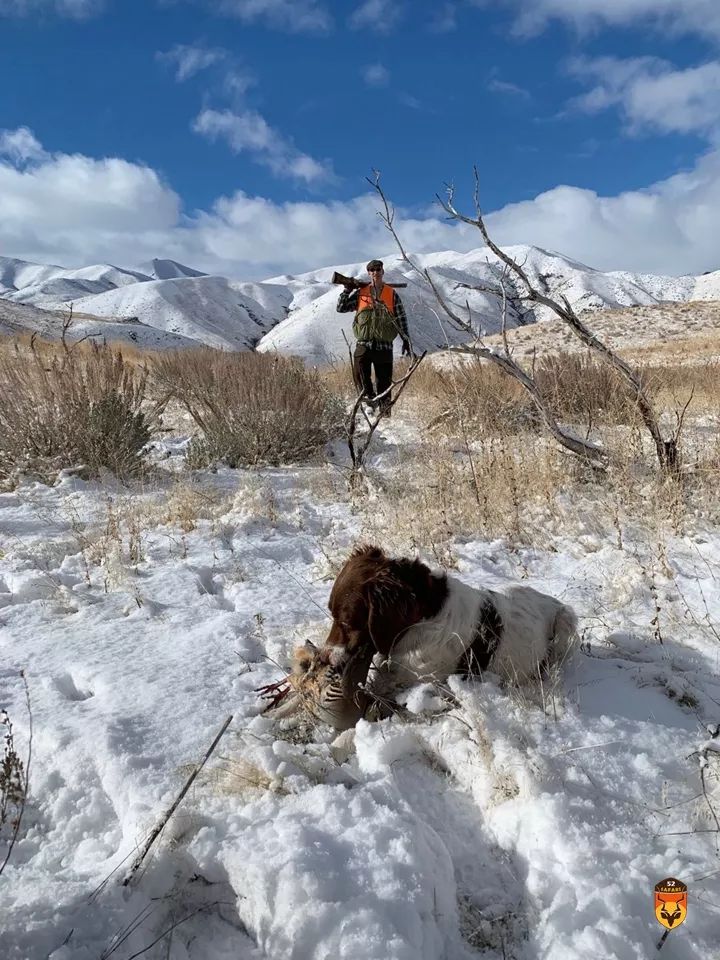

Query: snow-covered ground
[[1, 411, 719, 960]]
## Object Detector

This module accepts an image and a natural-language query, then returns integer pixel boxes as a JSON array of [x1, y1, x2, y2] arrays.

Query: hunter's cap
[[366, 259, 384, 272]]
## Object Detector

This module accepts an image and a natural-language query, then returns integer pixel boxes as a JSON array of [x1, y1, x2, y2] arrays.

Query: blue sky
[[2, 0, 720, 277]]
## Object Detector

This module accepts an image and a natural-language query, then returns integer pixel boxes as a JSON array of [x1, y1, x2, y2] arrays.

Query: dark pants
[[352, 343, 393, 413]]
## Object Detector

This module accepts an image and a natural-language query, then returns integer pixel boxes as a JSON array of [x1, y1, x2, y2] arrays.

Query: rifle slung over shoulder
[[331, 271, 406, 289]]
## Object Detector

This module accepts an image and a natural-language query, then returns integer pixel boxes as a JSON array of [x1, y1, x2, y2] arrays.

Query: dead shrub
[[533, 353, 639, 424], [404, 361, 532, 435], [408, 353, 667, 435], [0, 341, 152, 483], [0, 710, 26, 841], [152, 349, 344, 468]]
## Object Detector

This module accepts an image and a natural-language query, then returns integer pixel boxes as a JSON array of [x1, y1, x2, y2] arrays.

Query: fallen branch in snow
[[123, 714, 233, 887], [437, 169, 680, 476]]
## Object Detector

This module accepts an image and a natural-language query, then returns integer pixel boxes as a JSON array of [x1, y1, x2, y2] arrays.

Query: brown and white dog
[[261, 544, 577, 731], [323, 544, 577, 705]]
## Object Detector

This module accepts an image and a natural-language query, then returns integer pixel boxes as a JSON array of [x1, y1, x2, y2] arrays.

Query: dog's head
[[325, 544, 448, 663]]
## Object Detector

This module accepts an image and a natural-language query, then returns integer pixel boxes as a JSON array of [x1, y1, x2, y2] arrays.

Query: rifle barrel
[[331, 271, 407, 288]]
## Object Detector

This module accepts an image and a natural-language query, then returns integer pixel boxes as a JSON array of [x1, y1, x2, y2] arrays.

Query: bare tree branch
[[437, 168, 677, 473], [368, 171, 608, 468], [346, 351, 427, 476]]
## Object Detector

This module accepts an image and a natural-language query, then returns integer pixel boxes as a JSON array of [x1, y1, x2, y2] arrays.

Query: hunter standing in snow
[[336, 258, 412, 416]]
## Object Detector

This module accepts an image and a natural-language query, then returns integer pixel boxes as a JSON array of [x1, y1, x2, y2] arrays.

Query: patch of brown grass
[[357, 431, 570, 562], [0, 340, 153, 484], [152, 348, 345, 468]]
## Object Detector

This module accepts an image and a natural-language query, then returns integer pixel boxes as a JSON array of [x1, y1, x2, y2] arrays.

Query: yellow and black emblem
[[654, 877, 687, 931]]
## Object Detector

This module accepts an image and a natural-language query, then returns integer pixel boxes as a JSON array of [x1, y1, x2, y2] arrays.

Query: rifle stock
[[331, 271, 406, 289]]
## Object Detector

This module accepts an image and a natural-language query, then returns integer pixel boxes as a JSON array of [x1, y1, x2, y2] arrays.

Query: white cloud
[[0, 127, 47, 164], [569, 56, 720, 141], [362, 63, 390, 87], [486, 148, 720, 275], [3, 128, 720, 279], [157, 43, 255, 100], [223, 68, 256, 98], [0, 0, 102, 16], [473, 0, 720, 42], [350, 0, 402, 33], [0, 129, 180, 266], [192, 108, 334, 184], [157, 44, 227, 82], [188, 191, 476, 277], [487, 70, 530, 99], [397, 92, 422, 110], [214, 0, 331, 33]]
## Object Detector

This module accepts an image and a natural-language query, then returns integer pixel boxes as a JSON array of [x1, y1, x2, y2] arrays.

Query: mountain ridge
[[1, 248, 718, 358]]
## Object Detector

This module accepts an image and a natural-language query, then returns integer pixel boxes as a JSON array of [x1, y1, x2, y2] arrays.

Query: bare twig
[[100, 904, 156, 959], [346, 351, 427, 475], [123, 714, 233, 886], [119, 902, 227, 960], [61, 304, 74, 354]]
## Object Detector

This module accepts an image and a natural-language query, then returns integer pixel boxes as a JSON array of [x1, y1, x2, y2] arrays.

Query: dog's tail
[[550, 603, 578, 665]]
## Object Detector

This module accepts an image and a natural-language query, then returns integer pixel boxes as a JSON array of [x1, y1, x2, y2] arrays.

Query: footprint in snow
[[53, 672, 94, 702]]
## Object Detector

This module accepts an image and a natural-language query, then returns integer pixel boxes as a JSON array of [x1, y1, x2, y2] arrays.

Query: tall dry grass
[[390, 350, 720, 438], [0, 340, 153, 483], [321, 350, 720, 555], [152, 349, 345, 468]]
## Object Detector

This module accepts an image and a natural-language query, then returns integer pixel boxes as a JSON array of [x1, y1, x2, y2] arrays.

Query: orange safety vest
[[356, 283, 395, 315]]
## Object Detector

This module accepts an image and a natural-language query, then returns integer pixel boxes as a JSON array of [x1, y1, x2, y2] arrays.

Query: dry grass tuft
[[159, 481, 232, 532], [358, 432, 570, 561], [533, 354, 639, 424], [403, 360, 531, 435], [152, 349, 345, 468], [0, 340, 153, 484], [211, 757, 288, 796]]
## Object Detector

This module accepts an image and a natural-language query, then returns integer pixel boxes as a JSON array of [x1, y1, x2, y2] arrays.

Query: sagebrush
[[153, 349, 345, 468], [0, 341, 152, 482], [0, 707, 28, 877]]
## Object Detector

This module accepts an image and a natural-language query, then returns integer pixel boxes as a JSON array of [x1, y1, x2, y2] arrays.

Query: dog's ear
[[365, 571, 421, 656], [351, 543, 386, 561]]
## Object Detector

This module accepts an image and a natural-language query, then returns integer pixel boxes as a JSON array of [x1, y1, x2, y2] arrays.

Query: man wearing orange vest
[[336, 258, 412, 416]]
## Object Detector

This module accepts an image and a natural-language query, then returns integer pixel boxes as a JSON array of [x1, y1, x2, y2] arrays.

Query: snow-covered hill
[[53, 275, 291, 351], [692, 268, 720, 300], [1, 248, 718, 357], [257, 247, 704, 363], [0, 256, 149, 306], [0, 255, 293, 351], [0, 298, 204, 351], [136, 258, 208, 281]]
